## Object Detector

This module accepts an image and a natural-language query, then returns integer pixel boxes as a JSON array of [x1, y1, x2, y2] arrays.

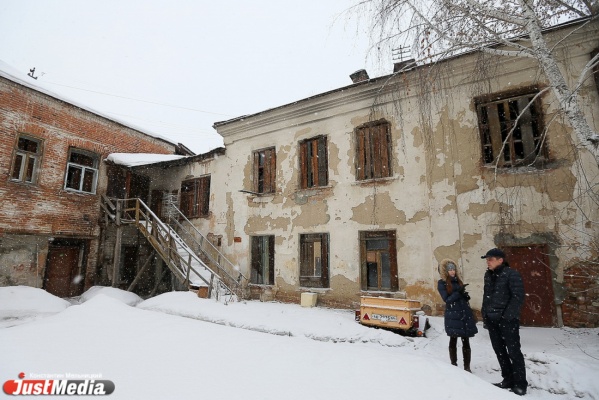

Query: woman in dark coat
[[437, 258, 478, 372]]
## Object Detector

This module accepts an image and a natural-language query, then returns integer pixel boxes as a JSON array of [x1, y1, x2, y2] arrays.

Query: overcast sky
[[0, 1, 389, 154]]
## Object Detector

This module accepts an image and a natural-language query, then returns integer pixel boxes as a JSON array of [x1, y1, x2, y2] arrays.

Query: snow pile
[[1, 285, 598, 400], [78, 286, 143, 306], [137, 291, 411, 346], [0, 286, 71, 328]]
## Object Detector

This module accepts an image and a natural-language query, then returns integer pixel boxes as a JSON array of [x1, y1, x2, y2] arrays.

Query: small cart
[[355, 296, 430, 337]]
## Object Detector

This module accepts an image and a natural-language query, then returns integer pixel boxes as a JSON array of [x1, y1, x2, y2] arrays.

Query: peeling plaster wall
[[204, 22, 598, 320]]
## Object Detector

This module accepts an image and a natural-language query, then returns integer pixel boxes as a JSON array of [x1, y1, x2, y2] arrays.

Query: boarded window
[[11, 134, 42, 184], [355, 121, 392, 180], [299, 136, 328, 189], [359, 231, 398, 291], [476, 88, 547, 168], [64, 148, 99, 194], [180, 176, 210, 218], [253, 147, 276, 194], [299, 233, 329, 288], [251, 235, 275, 285]]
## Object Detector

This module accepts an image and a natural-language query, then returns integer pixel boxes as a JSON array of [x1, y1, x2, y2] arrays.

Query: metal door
[[504, 245, 554, 326]]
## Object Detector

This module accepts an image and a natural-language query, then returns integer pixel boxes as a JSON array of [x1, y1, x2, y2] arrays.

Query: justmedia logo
[[3, 372, 115, 396]]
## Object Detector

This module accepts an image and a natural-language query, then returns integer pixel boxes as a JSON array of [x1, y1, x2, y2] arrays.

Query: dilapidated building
[[0, 62, 180, 297], [173, 18, 598, 327], [3, 18, 598, 329]]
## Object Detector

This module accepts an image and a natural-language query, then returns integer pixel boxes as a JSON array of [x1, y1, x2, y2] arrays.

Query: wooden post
[[127, 252, 153, 292], [112, 201, 122, 288]]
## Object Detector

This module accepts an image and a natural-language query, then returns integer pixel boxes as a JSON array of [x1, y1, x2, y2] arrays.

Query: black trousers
[[486, 318, 527, 388]]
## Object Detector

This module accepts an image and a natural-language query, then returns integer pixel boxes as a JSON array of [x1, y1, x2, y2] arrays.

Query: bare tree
[[353, 0, 599, 163]]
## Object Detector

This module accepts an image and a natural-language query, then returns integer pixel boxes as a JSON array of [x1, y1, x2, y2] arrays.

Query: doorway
[[504, 245, 555, 326], [44, 241, 86, 298]]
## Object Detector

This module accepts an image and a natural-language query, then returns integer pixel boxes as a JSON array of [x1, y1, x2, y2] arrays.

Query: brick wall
[[0, 76, 176, 291], [562, 262, 599, 328], [0, 77, 175, 237]]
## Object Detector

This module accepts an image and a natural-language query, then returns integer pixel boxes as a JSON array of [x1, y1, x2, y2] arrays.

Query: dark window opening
[[180, 176, 210, 218], [299, 233, 329, 288], [65, 148, 99, 193], [360, 231, 398, 291], [11, 135, 42, 184], [355, 121, 392, 180], [299, 136, 328, 189], [476, 88, 547, 168], [251, 235, 275, 285], [253, 148, 276, 194]]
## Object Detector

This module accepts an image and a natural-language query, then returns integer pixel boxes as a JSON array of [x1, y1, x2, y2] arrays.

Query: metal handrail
[[115, 197, 238, 298], [162, 202, 249, 296]]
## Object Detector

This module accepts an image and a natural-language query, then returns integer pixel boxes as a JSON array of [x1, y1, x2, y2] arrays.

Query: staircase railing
[[109, 197, 238, 300], [101, 195, 247, 301], [161, 200, 249, 299]]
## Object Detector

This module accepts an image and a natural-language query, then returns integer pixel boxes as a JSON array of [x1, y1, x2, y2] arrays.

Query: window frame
[[355, 121, 392, 181], [179, 175, 211, 219], [10, 134, 43, 184], [299, 135, 328, 189], [359, 230, 398, 291], [475, 87, 548, 169], [250, 235, 275, 285], [252, 147, 276, 194], [64, 148, 99, 194], [299, 233, 330, 288]]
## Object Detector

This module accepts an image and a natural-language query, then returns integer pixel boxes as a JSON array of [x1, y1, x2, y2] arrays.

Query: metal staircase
[[101, 195, 248, 301]]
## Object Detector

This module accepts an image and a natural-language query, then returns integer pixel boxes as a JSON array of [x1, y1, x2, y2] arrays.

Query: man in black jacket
[[481, 248, 528, 396]]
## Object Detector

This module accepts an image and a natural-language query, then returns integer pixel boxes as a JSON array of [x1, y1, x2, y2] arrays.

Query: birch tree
[[355, 0, 599, 164]]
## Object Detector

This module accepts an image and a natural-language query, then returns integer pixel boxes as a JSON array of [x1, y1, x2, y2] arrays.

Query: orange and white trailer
[[355, 296, 430, 337]]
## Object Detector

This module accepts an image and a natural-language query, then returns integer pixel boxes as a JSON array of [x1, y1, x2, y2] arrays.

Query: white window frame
[[64, 148, 99, 194], [11, 135, 42, 184]]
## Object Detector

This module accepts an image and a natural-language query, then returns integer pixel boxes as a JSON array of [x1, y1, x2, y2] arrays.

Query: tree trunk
[[521, 0, 599, 165]]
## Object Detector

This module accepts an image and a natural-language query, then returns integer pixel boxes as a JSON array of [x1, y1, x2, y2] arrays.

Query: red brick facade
[[562, 263, 599, 328], [0, 76, 175, 293]]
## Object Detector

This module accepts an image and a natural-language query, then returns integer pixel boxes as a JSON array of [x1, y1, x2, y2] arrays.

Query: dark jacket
[[437, 277, 478, 337], [482, 263, 525, 322]]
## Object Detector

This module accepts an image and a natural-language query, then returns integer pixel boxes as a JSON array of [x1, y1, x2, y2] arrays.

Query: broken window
[[64, 148, 99, 194], [250, 235, 275, 285], [180, 176, 210, 218], [360, 230, 398, 291], [253, 147, 276, 194], [476, 88, 547, 168], [299, 136, 328, 189], [299, 233, 329, 288], [11, 134, 42, 184], [355, 121, 392, 180]]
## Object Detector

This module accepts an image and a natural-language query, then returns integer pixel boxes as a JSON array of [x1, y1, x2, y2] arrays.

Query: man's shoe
[[493, 381, 513, 389], [512, 386, 527, 396]]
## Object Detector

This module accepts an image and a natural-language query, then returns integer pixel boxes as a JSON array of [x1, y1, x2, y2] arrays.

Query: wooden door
[[504, 245, 554, 327], [44, 246, 81, 298]]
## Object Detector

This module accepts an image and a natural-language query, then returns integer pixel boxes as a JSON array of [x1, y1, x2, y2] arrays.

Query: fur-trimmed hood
[[438, 258, 460, 280]]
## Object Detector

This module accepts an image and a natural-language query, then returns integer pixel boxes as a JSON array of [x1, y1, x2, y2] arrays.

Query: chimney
[[393, 59, 416, 73], [350, 69, 369, 83]]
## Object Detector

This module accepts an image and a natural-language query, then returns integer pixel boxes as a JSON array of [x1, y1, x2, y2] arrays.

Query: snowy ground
[[1, 286, 598, 399]]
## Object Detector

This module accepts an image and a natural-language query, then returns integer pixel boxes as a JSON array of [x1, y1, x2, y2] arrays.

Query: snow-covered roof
[[105, 153, 186, 167], [0, 60, 178, 148]]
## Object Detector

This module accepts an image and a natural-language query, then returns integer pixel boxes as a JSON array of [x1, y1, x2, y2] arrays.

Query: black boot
[[493, 380, 513, 390], [463, 348, 472, 372], [449, 346, 458, 366]]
